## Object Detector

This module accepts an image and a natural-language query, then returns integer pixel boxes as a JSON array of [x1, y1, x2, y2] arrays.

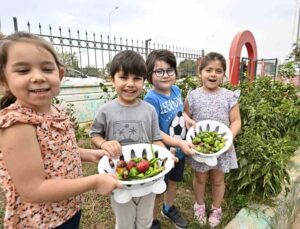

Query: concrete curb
[[224, 147, 300, 229]]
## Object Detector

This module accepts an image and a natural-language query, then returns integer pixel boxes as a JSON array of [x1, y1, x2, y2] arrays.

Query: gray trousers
[[111, 193, 156, 229]]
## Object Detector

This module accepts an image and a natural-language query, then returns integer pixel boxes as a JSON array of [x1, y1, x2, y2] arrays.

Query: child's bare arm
[[152, 139, 179, 163], [229, 103, 242, 138], [79, 148, 111, 163], [1, 124, 121, 204], [152, 140, 165, 148], [91, 135, 106, 148], [184, 99, 196, 129], [160, 131, 194, 155], [183, 112, 196, 129], [91, 135, 121, 157]]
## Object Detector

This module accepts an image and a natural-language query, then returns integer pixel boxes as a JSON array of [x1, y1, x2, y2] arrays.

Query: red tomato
[[136, 160, 150, 173]]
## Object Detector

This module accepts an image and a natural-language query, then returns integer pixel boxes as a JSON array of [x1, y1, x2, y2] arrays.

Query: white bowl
[[98, 143, 174, 203], [186, 120, 233, 166]]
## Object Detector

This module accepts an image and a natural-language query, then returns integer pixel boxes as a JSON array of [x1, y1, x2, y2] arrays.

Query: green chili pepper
[[129, 167, 139, 177], [131, 157, 142, 163], [145, 166, 154, 175], [137, 173, 145, 178], [144, 167, 164, 178], [149, 158, 159, 166]]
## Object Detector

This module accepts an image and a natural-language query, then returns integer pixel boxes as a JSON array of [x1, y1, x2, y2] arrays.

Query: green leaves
[[226, 76, 300, 202], [176, 76, 198, 98]]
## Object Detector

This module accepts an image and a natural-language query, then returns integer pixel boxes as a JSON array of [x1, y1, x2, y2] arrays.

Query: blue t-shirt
[[144, 85, 185, 159]]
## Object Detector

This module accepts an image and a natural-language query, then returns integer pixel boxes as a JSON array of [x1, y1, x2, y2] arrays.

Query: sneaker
[[208, 207, 222, 227], [193, 202, 207, 225], [150, 219, 161, 229], [161, 205, 188, 229]]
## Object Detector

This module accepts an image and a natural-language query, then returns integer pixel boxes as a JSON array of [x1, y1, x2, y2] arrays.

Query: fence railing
[[11, 17, 203, 78]]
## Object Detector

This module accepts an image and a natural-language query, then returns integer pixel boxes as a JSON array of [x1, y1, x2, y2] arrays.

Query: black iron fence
[[11, 17, 202, 78]]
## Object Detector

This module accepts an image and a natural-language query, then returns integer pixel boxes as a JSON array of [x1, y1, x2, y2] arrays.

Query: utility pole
[[297, 6, 300, 48], [13, 17, 18, 32], [296, 2, 300, 87]]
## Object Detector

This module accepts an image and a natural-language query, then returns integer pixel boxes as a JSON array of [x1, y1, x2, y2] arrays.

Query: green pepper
[[137, 173, 145, 178], [116, 173, 123, 180], [145, 166, 154, 175], [144, 167, 164, 178], [131, 157, 142, 163], [149, 158, 160, 166], [129, 167, 139, 177]]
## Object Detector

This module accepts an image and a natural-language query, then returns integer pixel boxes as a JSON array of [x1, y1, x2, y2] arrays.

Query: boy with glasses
[[144, 49, 194, 229]]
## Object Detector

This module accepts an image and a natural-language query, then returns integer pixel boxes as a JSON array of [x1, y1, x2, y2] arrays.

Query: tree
[[288, 42, 300, 63], [56, 49, 79, 68], [278, 61, 296, 81], [82, 66, 101, 77], [177, 59, 196, 77]]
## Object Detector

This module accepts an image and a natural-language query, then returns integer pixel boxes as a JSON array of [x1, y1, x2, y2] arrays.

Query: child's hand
[[94, 174, 122, 195], [185, 118, 196, 129], [226, 144, 234, 152], [170, 147, 179, 163], [79, 148, 112, 164], [89, 149, 112, 164], [100, 140, 122, 158], [178, 139, 195, 156]]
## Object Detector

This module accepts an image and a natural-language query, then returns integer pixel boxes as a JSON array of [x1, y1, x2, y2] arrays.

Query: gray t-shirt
[[90, 99, 162, 145]]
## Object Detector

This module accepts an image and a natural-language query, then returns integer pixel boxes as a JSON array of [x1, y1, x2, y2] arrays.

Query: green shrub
[[225, 77, 300, 201], [53, 97, 89, 140]]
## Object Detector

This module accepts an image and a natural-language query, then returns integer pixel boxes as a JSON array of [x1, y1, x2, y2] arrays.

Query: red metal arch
[[229, 30, 257, 85]]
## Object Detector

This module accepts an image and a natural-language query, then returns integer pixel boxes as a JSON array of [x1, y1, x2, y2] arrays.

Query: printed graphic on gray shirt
[[112, 120, 144, 145]]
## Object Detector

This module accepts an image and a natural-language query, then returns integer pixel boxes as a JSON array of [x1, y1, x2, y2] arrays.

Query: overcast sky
[[0, 0, 298, 62]]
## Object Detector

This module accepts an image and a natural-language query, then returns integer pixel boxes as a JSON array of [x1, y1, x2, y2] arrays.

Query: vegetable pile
[[116, 155, 165, 181], [192, 131, 226, 154]]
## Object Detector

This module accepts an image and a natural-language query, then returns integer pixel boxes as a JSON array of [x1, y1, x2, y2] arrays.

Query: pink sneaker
[[208, 207, 222, 227], [193, 202, 207, 225]]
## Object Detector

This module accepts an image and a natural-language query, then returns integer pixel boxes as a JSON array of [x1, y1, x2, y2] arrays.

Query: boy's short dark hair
[[110, 50, 146, 79], [146, 49, 177, 84]]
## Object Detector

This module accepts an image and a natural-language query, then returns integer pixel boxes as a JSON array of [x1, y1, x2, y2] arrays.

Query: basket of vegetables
[[186, 120, 233, 166], [98, 143, 174, 203]]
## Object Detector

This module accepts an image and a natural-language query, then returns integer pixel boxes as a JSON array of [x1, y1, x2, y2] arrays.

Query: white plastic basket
[[186, 120, 233, 166], [98, 143, 174, 203]]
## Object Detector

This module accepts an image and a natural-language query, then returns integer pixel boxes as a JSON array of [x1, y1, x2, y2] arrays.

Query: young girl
[[184, 52, 241, 227], [0, 32, 122, 228]]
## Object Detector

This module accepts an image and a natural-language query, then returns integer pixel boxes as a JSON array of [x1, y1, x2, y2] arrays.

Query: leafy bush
[[278, 61, 296, 79], [176, 76, 199, 98], [225, 77, 300, 201]]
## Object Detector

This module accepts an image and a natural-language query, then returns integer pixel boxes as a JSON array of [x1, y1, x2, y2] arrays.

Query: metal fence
[[239, 57, 278, 81], [11, 17, 202, 78], [256, 58, 278, 78]]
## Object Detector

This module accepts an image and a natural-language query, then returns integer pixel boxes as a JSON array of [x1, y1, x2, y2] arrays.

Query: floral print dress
[[0, 104, 83, 228], [186, 87, 240, 173]]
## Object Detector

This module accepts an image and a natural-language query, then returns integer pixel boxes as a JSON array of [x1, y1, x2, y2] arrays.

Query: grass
[[0, 136, 240, 229]]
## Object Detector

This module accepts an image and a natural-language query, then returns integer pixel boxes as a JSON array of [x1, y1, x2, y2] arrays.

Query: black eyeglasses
[[152, 68, 175, 78]]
